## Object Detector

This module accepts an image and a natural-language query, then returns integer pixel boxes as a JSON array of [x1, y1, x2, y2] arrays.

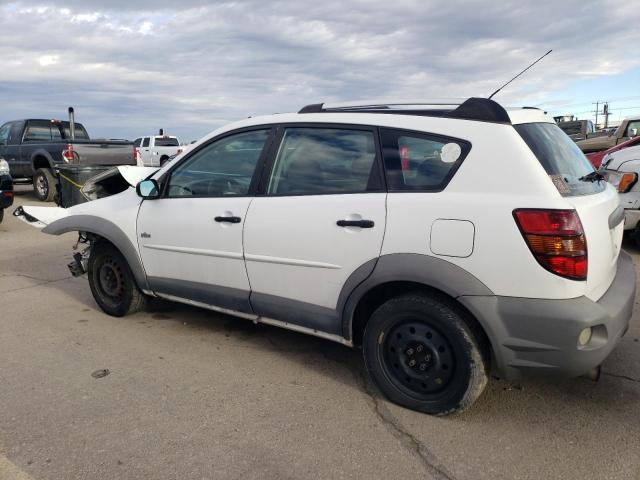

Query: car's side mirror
[[136, 179, 160, 199], [629, 128, 638, 138]]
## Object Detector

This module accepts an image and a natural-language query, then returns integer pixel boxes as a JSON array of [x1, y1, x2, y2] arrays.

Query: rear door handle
[[215, 216, 241, 223], [336, 219, 374, 228]]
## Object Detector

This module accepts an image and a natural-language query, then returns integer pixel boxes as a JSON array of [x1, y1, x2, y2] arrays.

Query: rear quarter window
[[515, 123, 604, 196], [380, 128, 470, 191]]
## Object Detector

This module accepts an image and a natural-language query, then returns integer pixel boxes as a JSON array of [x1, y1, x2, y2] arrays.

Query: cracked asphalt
[[1, 186, 639, 480]]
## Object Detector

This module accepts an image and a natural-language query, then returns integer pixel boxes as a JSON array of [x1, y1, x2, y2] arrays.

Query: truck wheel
[[33, 168, 56, 202], [362, 293, 489, 416], [0, 209, 3, 224], [88, 242, 147, 317]]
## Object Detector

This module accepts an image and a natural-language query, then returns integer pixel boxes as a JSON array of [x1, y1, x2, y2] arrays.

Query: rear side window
[[515, 123, 604, 196], [267, 128, 377, 195], [380, 128, 469, 191], [23, 121, 52, 142], [142, 137, 150, 147], [133, 138, 142, 147], [155, 137, 179, 147]]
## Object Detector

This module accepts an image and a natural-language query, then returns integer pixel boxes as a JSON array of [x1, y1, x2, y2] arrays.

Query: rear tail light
[[62, 144, 74, 163], [134, 146, 141, 162], [513, 209, 587, 280], [3, 191, 12, 198]]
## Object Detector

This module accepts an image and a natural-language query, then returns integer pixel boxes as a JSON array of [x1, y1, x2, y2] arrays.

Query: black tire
[[33, 168, 56, 202], [88, 242, 147, 317], [0, 209, 4, 224], [363, 293, 488, 416]]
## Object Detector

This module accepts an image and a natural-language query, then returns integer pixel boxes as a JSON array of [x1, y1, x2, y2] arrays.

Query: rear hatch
[[515, 122, 623, 301]]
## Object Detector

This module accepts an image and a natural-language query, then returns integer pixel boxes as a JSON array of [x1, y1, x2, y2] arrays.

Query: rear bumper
[[460, 250, 636, 380]]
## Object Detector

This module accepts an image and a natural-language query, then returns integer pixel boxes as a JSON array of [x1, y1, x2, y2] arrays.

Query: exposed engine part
[[68, 233, 92, 277]]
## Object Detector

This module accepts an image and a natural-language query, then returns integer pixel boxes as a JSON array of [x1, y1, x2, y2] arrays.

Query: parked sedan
[[0, 158, 14, 223]]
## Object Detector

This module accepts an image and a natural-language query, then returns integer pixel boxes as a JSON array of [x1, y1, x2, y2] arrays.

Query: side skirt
[[155, 292, 354, 347]]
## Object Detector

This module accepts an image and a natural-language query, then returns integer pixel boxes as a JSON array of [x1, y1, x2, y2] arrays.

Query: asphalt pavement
[[1, 185, 639, 480]]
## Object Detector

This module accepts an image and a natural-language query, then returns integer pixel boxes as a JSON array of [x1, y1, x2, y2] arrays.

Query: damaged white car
[[14, 98, 636, 415]]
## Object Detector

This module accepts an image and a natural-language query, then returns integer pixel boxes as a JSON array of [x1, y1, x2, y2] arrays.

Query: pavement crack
[[357, 368, 455, 480], [602, 371, 640, 383], [0, 275, 73, 294]]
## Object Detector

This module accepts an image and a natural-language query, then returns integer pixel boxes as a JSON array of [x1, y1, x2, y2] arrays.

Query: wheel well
[[32, 156, 51, 172], [350, 281, 492, 363]]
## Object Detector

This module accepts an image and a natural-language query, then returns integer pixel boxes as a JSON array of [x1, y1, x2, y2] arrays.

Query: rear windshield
[[515, 123, 605, 196], [155, 137, 179, 147], [57, 122, 89, 140]]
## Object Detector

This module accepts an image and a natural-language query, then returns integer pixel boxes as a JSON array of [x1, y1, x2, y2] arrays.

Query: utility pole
[[593, 101, 599, 128], [603, 102, 611, 129]]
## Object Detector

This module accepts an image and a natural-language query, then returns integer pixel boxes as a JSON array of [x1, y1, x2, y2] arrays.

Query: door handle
[[215, 216, 241, 223], [336, 219, 374, 228]]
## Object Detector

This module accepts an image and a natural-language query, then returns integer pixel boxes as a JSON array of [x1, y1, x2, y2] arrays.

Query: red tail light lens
[[62, 144, 74, 163], [3, 191, 12, 198], [513, 209, 587, 280], [134, 147, 140, 162]]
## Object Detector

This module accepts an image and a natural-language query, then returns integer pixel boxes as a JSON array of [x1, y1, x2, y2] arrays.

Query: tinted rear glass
[[155, 137, 179, 147], [515, 123, 605, 196]]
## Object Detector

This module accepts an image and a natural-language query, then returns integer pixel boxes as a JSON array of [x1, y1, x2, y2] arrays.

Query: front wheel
[[88, 242, 147, 316], [33, 168, 56, 202], [363, 293, 489, 416]]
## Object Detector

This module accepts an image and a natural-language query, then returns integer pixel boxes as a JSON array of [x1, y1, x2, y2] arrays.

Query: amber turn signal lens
[[525, 234, 586, 256], [618, 172, 638, 193]]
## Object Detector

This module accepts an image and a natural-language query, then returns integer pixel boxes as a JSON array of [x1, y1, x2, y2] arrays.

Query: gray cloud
[[0, 0, 638, 141]]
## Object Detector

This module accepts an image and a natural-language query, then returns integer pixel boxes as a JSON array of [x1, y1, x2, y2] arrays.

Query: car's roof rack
[[298, 97, 512, 124]]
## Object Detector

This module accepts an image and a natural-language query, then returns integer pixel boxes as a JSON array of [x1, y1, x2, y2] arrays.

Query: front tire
[[363, 293, 488, 416], [88, 242, 147, 316], [33, 168, 56, 202]]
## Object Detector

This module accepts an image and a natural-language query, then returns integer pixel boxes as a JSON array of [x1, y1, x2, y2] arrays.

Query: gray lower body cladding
[[460, 250, 636, 380]]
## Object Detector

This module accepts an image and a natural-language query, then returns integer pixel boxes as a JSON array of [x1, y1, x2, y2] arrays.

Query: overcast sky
[[1, 0, 639, 141]]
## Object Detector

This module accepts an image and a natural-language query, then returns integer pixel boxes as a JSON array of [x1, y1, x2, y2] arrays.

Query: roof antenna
[[488, 49, 552, 99]]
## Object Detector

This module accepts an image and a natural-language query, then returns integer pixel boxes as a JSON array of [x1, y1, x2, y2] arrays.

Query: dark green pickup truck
[[0, 119, 135, 202]]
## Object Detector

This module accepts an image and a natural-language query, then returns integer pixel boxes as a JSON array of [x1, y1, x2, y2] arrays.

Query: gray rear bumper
[[460, 250, 636, 380]]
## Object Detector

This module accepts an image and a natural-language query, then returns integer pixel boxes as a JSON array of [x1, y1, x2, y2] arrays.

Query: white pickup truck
[[134, 135, 183, 167], [601, 144, 640, 247]]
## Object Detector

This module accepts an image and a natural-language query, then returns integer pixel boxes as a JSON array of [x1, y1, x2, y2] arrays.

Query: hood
[[602, 145, 640, 171]]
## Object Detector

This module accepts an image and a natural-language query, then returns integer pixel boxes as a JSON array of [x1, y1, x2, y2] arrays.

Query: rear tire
[[33, 168, 56, 202], [363, 293, 488, 416], [0, 209, 4, 223], [634, 225, 640, 251], [88, 242, 147, 316]]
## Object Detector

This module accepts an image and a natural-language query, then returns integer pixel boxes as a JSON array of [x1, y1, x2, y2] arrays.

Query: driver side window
[[167, 129, 270, 197]]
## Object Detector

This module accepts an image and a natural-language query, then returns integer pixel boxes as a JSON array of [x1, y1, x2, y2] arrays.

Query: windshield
[[515, 123, 605, 196], [155, 137, 179, 147]]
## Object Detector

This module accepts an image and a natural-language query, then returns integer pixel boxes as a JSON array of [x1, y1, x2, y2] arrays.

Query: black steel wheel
[[88, 242, 147, 317], [363, 293, 488, 415]]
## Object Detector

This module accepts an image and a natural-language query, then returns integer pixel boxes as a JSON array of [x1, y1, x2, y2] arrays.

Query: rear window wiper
[[578, 171, 605, 183]]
